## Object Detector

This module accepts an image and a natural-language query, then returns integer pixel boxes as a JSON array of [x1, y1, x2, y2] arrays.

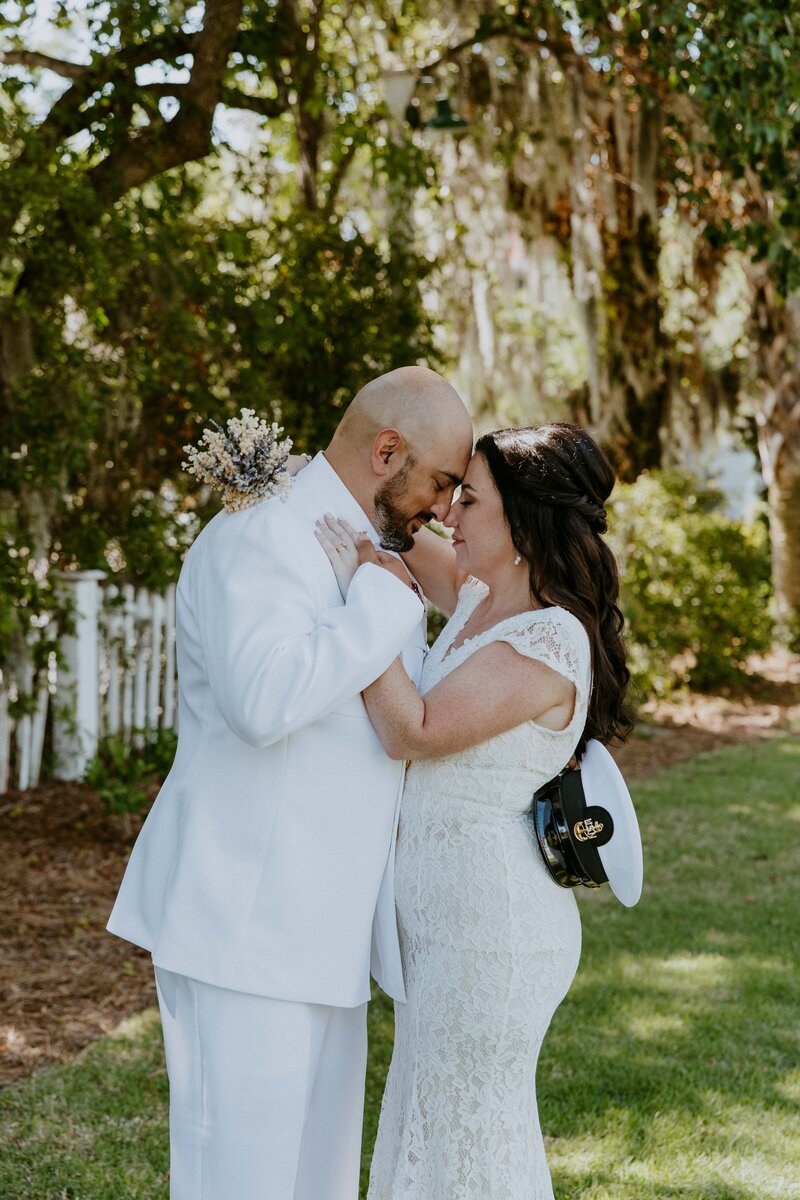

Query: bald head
[[332, 366, 472, 457], [325, 366, 473, 550]]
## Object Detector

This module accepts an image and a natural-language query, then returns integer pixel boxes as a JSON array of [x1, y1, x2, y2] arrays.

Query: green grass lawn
[[2, 739, 799, 1199]]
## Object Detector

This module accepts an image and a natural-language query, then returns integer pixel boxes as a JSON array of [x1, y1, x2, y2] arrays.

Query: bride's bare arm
[[400, 526, 468, 617], [363, 643, 575, 761]]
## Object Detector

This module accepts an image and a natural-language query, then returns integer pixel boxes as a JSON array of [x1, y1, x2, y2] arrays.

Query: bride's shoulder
[[535, 605, 592, 660], [496, 603, 589, 655]]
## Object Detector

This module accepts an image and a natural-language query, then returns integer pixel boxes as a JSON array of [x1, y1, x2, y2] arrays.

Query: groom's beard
[[374, 462, 433, 553]]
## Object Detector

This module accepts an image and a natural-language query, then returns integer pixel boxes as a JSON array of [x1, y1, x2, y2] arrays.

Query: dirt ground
[[2, 649, 798, 1087]]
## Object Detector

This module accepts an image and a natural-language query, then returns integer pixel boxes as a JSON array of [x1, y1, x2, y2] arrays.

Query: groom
[[107, 366, 473, 1200]]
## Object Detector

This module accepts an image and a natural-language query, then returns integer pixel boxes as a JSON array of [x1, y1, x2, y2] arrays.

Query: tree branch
[[13, 0, 245, 303], [86, 0, 245, 207], [0, 49, 90, 78], [0, 25, 202, 243], [322, 112, 380, 216], [6, 30, 199, 150], [418, 25, 580, 76], [220, 85, 288, 118], [137, 82, 188, 99]]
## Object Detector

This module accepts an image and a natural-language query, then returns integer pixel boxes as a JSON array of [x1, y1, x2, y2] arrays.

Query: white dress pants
[[155, 966, 368, 1200]]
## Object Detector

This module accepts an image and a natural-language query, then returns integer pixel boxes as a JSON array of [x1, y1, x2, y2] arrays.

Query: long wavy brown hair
[[475, 423, 634, 753]]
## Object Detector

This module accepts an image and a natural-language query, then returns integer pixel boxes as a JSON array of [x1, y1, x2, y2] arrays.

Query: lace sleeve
[[461, 575, 487, 600], [494, 610, 591, 694], [451, 575, 488, 616]]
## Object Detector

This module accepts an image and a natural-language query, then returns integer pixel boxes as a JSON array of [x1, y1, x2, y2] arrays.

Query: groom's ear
[[371, 428, 405, 474]]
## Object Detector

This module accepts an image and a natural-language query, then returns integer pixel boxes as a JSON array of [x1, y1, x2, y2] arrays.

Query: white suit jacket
[[107, 453, 426, 1007]]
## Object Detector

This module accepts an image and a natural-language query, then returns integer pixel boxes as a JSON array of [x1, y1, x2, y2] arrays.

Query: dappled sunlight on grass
[[0, 1005, 168, 1197], [106, 1007, 161, 1043], [536, 738, 800, 1198], [618, 950, 735, 991], [548, 1097, 799, 1199], [775, 1070, 800, 1102], [627, 1013, 686, 1040]]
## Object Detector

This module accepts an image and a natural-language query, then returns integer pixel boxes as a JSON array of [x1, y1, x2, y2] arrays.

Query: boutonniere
[[182, 408, 293, 513]]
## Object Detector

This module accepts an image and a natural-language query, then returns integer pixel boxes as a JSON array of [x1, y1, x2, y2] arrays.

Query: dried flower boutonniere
[[182, 408, 293, 513]]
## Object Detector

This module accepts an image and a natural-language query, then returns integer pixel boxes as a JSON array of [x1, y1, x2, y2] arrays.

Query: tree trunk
[[763, 466, 800, 636], [286, 0, 325, 212], [599, 95, 668, 481], [600, 219, 668, 480], [752, 280, 800, 638], [564, 78, 668, 481]]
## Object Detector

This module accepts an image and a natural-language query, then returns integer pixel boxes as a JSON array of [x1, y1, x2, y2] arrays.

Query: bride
[[315, 423, 633, 1199]]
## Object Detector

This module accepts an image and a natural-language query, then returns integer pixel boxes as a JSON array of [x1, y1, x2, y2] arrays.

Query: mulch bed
[[1, 784, 154, 1085], [617, 648, 800, 777], [2, 651, 798, 1088]]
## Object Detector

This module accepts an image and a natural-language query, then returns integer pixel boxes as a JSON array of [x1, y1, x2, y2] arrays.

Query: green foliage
[[572, 1, 800, 289], [84, 727, 177, 817], [690, 6, 800, 289], [0, 0, 443, 667], [246, 216, 441, 451], [1, 186, 441, 597], [611, 470, 773, 693], [2, 0, 795, 688], [0, 525, 61, 675], [0, 510, 73, 716]]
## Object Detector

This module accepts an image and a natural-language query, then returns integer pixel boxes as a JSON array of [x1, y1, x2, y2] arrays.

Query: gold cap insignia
[[574, 816, 604, 843]]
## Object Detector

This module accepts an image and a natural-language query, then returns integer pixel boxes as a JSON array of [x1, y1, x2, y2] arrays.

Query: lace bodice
[[414, 575, 593, 809], [367, 577, 590, 1199]]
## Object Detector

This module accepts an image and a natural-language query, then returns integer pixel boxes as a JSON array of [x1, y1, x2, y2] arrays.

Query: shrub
[[85, 727, 178, 820], [609, 469, 773, 694]]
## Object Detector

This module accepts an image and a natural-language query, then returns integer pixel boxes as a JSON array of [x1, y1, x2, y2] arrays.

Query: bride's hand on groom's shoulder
[[315, 515, 420, 600], [315, 515, 363, 598]]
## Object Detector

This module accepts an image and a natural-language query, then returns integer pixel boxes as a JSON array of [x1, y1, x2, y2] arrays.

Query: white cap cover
[[580, 740, 644, 907]]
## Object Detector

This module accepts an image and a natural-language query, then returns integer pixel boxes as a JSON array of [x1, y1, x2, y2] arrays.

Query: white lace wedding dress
[[368, 576, 592, 1199]]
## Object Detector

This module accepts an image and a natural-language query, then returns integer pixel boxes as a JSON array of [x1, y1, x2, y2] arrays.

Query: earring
[[514, 554, 522, 566]]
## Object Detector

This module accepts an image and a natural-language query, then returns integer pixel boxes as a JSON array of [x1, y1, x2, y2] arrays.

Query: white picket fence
[[0, 572, 178, 795]]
